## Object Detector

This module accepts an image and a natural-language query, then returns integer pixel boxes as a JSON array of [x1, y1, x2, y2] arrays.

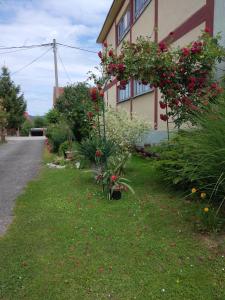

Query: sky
[[0, 0, 112, 115]]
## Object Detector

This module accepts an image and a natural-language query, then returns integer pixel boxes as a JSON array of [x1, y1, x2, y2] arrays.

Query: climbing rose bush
[[99, 30, 224, 128]]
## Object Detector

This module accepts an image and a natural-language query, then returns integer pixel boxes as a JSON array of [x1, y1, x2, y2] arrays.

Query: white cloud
[[0, 0, 112, 115]]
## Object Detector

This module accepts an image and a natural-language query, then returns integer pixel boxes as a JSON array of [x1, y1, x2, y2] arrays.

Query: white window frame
[[134, 0, 151, 19], [118, 81, 131, 102], [117, 9, 131, 43], [134, 80, 153, 96]]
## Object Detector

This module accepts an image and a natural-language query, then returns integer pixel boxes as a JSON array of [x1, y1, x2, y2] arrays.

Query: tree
[[33, 116, 46, 128], [45, 108, 61, 124], [0, 66, 26, 130], [55, 82, 94, 142], [0, 98, 7, 142]]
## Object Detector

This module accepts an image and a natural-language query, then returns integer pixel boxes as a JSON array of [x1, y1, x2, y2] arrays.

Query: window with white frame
[[118, 9, 130, 43], [118, 81, 131, 102], [134, 0, 151, 18], [134, 80, 152, 96]]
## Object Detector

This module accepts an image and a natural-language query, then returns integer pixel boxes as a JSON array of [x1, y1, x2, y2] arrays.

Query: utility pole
[[53, 39, 59, 100]]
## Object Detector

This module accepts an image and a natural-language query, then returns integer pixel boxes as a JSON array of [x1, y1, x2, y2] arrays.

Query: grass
[[0, 151, 225, 300]]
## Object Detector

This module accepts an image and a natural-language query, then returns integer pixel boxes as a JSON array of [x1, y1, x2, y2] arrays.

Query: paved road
[[0, 137, 45, 236]]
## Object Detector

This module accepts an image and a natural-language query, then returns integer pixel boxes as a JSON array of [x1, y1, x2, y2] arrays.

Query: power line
[[57, 50, 72, 83], [0, 43, 52, 50], [0, 47, 40, 55], [57, 42, 97, 54], [11, 46, 52, 76]]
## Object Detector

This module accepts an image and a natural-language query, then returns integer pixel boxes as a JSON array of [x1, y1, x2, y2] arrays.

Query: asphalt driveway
[[0, 137, 45, 236]]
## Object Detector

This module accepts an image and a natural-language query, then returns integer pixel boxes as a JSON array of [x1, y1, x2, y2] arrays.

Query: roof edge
[[97, 0, 124, 43]]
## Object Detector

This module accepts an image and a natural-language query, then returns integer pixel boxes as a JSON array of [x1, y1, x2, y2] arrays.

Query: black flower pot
[[110, 189, 122, 200]]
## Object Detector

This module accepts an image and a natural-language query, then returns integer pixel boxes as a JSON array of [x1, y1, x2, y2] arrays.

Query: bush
[[95, 108, 151, 154], [21, 120, 33, 136], [156, 95, 225, 201], [46, 123, 73, 153], [79, 136, 117, 165]]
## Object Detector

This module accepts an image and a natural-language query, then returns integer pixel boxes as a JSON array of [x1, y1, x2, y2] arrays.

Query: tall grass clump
[[156, 93, 225, 202]]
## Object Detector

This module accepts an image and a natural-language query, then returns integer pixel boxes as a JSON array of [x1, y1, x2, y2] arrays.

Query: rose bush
[[99, 30, 224, 128]]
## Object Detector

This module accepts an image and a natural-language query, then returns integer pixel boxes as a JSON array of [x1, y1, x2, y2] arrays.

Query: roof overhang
[[97, 0, 124, 43]]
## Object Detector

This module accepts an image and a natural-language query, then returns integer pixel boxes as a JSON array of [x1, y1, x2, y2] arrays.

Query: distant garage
[[30, 128, 46, 137]]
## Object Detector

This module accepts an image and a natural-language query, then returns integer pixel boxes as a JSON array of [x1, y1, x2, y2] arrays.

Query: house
[[53, 87, 64, 106], [97, 0, 225, 139]]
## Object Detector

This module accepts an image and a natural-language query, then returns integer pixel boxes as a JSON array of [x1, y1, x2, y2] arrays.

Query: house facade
[[97, 0, 224, 135]]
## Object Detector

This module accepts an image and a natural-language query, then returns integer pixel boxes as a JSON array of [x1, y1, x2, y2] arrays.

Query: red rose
[[160, 114, 168, 122], [158, 42, 167, 52], [141, 80, 148, 85], [120, 79, 127, 86], [159, 101, 167, 109], [211, 83, 218, 89], [95, 150, 103, 157], [99, 89, 104, 97], [108, 49, 114, 57], [98, 51, 102, 59], [204, 27, 210, 33], [111, 175, 118, 182], [181, 48, 190, 57], [90, 87, 98, 101], [103, 41, 108, 48], [117, 63, 126, 73]]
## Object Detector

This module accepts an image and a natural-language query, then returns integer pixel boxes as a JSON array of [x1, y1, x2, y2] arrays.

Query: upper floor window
[[134, 80, 152, 96], [118, 9, 130, 43], [118, 81, 131, 102], [134, 0, 151, 18]]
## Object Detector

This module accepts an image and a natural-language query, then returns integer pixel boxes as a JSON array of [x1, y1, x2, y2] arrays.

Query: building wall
[[132, 92, 155, 122], [132, 1, 155, 41], [158, 0, 206, 40]]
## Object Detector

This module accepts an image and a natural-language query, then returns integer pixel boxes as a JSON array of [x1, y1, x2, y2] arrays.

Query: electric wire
[[0, 43, 52, 50], [11, 46, 52, 76], [57, 50, 72, 83], [57, 43, 97, 54]]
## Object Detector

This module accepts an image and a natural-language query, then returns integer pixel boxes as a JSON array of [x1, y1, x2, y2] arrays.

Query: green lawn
[[0, 153, 224, 300]]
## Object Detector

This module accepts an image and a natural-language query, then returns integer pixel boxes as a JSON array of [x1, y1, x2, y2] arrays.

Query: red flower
[[98, 51, 102, 59], [95, 150, 103, 157], [204, 27, 210, 33], [111, 175, 118, 182], [108, 49, 114, 57], [90, 87, 98, 101], [181, 47, 190, 57], [160, 114, 168, 122], [141, 80, 148, 85], [159, 101, 167, 109], [120, 79, 127, 87], [103, 41, 108, 48], [117, 63, 126, 73], [98, 90, 103, 98], [211, 83, 218, 89], [158, 42, 167, 52], [169, 31, 174, 36]]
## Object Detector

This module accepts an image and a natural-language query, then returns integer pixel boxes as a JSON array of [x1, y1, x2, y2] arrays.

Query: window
[[117, 9, 130, 43], [134, 80, 152, 96], [134, 0, 151, 18], [118, 81, 131, 102]]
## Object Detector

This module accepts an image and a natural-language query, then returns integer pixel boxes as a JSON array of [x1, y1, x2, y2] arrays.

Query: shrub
[[79, 136, 117, 166], [21, 119, 33, 136], [46, 122, 73, 153], [156, 94, 225, 201], [55, 82, 94, 142], [95, 108, 151, 154]]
